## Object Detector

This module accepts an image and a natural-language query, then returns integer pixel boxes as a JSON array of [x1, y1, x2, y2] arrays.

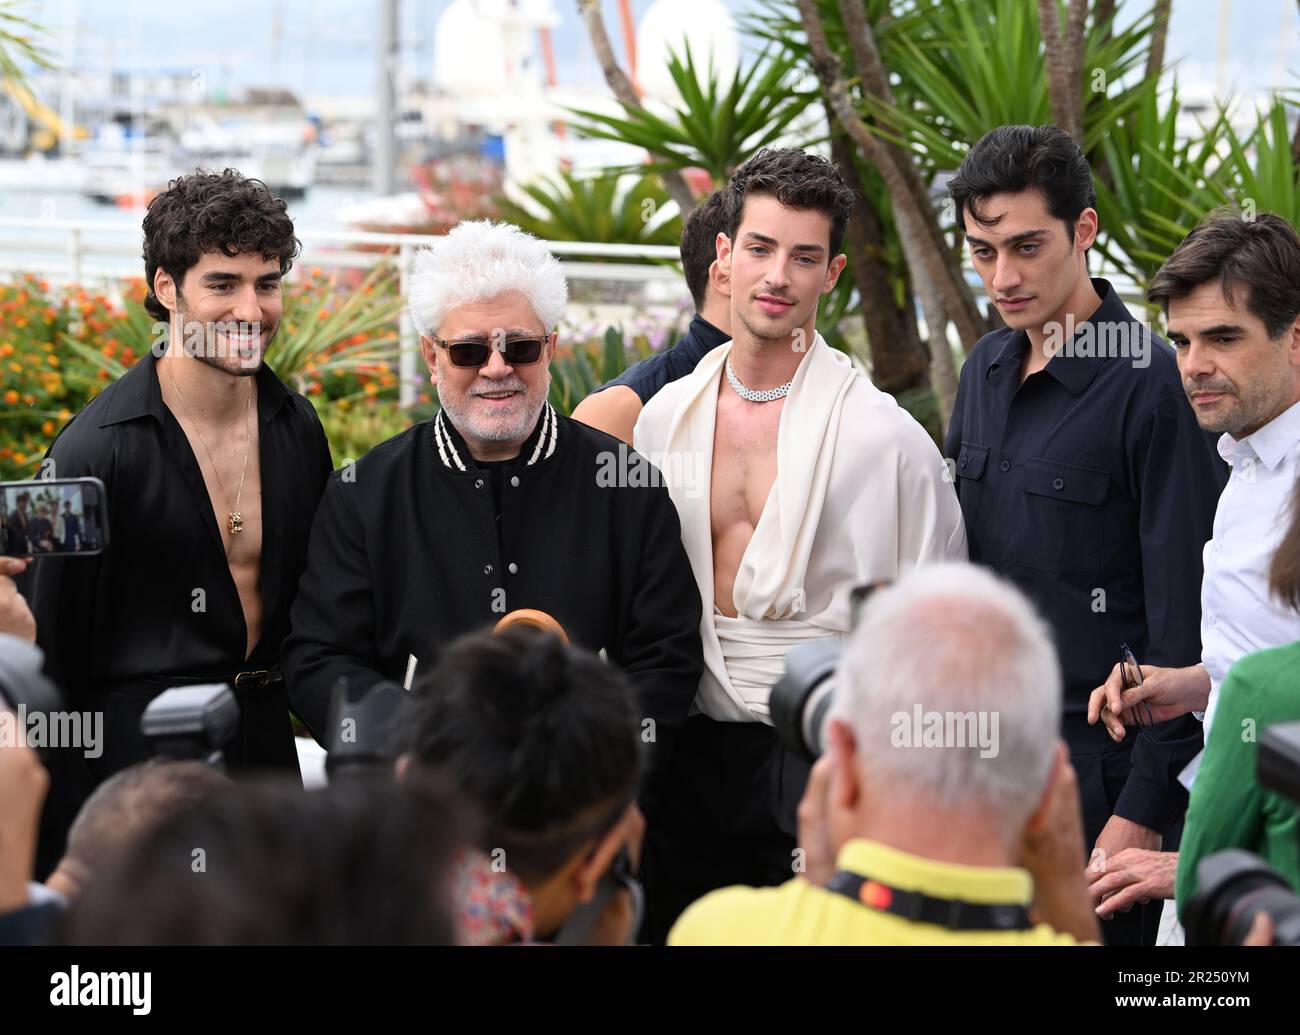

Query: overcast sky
[[19, 0, 1300, 103]]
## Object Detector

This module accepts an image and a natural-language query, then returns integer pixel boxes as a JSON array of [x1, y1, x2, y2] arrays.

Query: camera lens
[[771, 640, 842, 761]]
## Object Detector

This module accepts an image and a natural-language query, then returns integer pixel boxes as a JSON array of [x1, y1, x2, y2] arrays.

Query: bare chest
[[710, 393, 782, 529], [709, 393, 782, 616], [174, 415, 264, 567]]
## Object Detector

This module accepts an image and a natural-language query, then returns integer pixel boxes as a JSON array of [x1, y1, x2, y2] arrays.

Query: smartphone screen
[[1, 477, 107, 558]]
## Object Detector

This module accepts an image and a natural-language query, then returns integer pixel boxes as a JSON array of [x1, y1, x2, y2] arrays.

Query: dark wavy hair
[[727, 147, 856, 257], [396, 627, 643, 885], [142, 168, 300, 321], [948, 124, 1097, 245], [1147, 209, 1300, 339]]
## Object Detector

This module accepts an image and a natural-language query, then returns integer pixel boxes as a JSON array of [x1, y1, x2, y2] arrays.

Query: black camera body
[[140, 684, 240, 768], [771, 639, 841, 761], [0, 635, 63, 719]]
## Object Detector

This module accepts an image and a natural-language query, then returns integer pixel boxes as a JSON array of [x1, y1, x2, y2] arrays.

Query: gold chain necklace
[[166, 370, 252, 537]]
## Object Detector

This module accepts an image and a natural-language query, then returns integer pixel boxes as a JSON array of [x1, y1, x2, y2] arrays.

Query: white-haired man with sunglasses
[[285, 221, 704, 788]]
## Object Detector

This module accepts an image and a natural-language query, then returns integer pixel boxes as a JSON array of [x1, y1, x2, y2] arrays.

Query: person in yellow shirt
[[670, 563, 1100, 946]]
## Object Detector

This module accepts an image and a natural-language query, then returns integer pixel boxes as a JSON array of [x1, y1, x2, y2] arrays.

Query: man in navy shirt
[[942, 125, 1226, 945], [572, 189, 732, 443]]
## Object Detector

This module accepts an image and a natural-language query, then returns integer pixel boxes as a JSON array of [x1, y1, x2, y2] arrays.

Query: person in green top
[[1176, 475, 1300, 917]]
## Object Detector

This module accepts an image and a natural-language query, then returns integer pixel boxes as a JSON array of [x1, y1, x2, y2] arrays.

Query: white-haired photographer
[[671, 562, 1100, 945]]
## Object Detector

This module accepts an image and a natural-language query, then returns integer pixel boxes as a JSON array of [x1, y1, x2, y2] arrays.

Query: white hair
[[407, 220, 568, 337], [830, 562, 1062, 835]]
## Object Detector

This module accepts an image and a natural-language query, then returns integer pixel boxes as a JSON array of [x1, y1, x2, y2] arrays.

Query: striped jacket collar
[[432, 402, 560, 472]]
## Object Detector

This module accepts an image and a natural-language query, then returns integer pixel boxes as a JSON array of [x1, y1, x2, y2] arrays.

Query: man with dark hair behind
[[572, 188, 733, 444], [394, 627, 644, 945], [943, 125, 1226, 945], [30, 168, 334, 878], [61, 778, 463, 945], [634, 147, 966, 941]]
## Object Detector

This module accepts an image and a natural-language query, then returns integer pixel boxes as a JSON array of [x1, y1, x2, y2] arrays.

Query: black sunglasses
[[431, 334, 547, 368]]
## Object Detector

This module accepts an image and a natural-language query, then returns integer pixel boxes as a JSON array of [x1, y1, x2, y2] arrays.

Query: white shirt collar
[[1217, 398, 1300, 471]]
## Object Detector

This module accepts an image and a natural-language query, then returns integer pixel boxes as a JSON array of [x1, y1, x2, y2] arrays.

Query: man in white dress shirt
[[1085, 210, 1300, 914], [633, 148, 967, 941]]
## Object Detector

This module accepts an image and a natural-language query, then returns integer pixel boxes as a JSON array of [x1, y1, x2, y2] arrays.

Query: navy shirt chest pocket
[[1018, 457, 1110, 576], [953, 442, 990, 522]]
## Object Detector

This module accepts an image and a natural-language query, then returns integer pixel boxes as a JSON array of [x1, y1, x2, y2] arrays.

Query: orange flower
[[3, 389, 17, 404], [97, 368, 110, 380], [307, 381, 322, 395], [0, 343, 12, 356], [41, 420, 54, 435]]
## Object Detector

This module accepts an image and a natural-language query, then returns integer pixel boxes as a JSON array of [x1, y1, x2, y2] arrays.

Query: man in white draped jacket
[[633, 148, 968, 942]]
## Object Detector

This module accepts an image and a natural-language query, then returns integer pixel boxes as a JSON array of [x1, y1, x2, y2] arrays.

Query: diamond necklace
[[725, 353, 793, 403]]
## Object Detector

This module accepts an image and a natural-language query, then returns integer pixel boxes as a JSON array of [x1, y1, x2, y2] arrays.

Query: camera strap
[[825, 870, 1034, 932]]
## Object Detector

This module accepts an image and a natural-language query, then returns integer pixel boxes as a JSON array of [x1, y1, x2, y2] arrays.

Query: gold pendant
[[229, 512, 243, 534]]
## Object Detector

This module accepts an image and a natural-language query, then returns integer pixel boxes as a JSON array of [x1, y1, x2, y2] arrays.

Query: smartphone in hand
[[0, 478, 107, 558]]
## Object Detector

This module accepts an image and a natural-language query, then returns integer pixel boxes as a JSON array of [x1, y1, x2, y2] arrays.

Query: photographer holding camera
[[671, 564, 1099, 945], [393, 627, 645, 945]]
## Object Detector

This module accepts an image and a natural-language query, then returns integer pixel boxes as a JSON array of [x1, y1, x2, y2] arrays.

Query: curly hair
[[142, 168, 301, 321], [726, 148, 856, 257]]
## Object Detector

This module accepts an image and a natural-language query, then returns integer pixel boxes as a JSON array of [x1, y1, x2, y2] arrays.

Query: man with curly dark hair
[[29, 169, 333, 878], [633, 148, 967, 940]]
